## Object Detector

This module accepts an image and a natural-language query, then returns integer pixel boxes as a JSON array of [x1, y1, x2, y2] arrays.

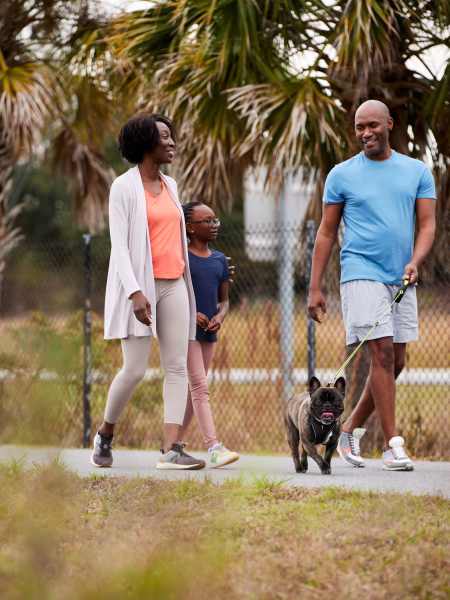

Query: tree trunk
[[0, 147, 25, 310]]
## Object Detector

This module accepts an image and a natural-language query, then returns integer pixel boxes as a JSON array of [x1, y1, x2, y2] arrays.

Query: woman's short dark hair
[[118, 113, 175, 164]]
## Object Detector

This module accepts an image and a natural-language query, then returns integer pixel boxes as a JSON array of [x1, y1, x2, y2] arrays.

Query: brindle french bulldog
[[284, 376, 345, 475]]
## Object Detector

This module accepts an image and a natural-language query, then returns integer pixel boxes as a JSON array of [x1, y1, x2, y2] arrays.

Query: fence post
[[277, 182, 295, 401], [82, 233, 92, 448], [305, 220, 316, 382]]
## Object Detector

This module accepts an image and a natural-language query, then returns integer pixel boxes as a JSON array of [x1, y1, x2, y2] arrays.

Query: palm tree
[[0, 0, 116, 298], [0, 0, 57, 301]]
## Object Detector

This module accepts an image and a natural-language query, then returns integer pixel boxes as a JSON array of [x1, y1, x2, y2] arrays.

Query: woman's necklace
[[144, 177, 163, 198]]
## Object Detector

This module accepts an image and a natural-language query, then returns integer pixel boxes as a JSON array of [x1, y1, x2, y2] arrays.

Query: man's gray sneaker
[[156, 443, 205, 470], [91, 432, 113, 467], [337, 428, 366, 467]]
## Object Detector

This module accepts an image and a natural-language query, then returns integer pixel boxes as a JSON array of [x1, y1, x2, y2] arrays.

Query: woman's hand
[[130, 291, 151, 325], [196, 312, 210, 330], [207, 314, 223, 332]]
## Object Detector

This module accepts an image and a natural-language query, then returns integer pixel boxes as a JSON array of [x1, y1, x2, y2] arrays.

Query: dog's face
[[308, 377, 345, 425]]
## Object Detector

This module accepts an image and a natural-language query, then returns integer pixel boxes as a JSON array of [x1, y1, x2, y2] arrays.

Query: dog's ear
[[308, 376, 321, 394], [334, 377, 345, 396]]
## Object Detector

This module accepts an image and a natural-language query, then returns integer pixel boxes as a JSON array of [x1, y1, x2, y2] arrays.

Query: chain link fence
[[0, 222, 449, 457]]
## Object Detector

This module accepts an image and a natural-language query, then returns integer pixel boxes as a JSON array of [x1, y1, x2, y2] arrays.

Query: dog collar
[[309, 415, 338, 445]]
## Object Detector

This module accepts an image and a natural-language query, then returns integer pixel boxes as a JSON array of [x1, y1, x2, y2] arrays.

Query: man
[[307, 99, 436, 471]]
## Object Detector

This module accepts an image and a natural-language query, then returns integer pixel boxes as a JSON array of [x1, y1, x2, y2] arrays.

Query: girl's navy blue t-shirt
[[188, 249, 229, 342]]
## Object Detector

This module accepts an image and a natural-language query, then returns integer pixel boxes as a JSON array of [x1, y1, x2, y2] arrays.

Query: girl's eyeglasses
[[190, 218, 221, 226]]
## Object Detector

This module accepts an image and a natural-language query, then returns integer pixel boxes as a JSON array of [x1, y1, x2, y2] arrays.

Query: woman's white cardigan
[[104, 166, 197, 340]]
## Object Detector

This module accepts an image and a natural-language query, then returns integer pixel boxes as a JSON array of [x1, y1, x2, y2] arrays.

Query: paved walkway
[[1, 445, 449, 498]]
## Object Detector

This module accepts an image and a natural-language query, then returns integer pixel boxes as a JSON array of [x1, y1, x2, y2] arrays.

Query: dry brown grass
[[0, 461, 449, 600], [0, 299, 448, 457]]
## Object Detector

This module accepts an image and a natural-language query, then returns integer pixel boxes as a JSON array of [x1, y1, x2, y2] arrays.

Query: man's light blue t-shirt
[[324, 151, 436, 285]]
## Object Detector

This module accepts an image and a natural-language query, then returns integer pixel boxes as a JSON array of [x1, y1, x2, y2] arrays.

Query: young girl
[[179, 201, 239, 468]]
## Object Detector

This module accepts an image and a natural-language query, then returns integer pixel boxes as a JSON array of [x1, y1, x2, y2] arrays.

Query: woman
[[91, 113, 205, 470]]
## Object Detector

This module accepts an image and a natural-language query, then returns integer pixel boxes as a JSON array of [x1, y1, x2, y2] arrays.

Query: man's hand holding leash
[[402, 262, 418, 285]]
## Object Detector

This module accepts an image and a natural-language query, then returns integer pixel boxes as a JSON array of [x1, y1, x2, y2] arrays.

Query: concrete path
[[1, 445, 449, 498]]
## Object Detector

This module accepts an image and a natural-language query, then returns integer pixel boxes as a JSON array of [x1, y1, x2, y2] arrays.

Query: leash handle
[[394, 278, 410, 303]]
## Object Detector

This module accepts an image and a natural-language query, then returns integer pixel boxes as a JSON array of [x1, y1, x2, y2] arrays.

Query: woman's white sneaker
[[383, 436, 414, 471], [208, 443, 240, 468]]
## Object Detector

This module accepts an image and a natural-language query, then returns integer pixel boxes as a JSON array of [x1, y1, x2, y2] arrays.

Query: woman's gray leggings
[[104, 278, 190, 425]]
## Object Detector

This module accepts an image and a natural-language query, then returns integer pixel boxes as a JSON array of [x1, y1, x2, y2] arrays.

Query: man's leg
[[338, 341, 406, 467], [366, 337, 396, 444], [342, 342, 406, 441]]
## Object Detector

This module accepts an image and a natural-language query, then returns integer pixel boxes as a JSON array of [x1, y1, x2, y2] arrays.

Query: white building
[[243, 168, 314, 261]]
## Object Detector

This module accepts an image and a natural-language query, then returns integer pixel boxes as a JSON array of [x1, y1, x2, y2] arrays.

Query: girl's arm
[[216, 280, 230, 320], [207, 280, 229, 332]]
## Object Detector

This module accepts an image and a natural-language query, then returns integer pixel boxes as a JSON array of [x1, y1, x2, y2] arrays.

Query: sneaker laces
[[392, 445, 408, 460], [209, 443, 224, 453], [98, 434, 113, 451], [349, 434, 360, 456], [172, 442, 189, 455]]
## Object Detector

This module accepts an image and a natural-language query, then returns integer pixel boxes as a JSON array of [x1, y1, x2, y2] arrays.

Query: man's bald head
[[354, 99, 393, 160], [355, 100, 391, 123]]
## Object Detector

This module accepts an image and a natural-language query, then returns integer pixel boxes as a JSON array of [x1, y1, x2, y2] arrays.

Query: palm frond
[[0, 51, 54, 156], [425, 61, 450, 157], [52, 126, 114, 233], [330, 0, 407, 100], [228, 77, 349, 181]]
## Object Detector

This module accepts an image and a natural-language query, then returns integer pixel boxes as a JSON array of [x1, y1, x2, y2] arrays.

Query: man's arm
[[403, 198, 436, 284], [307, 203, 343, 322]]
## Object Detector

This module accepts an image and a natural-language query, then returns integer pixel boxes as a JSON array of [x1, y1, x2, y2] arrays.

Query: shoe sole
[[337, 447, 365, 468], [90, 456, 113, 468], [210, 454, 240, 469], [382, 464, 414, 471], [156, 462, 205, 470]]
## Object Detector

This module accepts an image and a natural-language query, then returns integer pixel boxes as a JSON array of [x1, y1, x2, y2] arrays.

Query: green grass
[[0, 462, 449, 599]]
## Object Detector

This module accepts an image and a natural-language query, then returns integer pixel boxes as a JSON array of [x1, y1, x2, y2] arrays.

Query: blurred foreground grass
[[0, 460, 449, 600]]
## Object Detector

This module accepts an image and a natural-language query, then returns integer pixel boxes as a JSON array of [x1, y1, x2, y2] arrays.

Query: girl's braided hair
[[182, 201, 203, 225]]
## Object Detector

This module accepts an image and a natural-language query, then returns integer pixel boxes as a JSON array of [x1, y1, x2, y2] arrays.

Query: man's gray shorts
[[340, 280, 418, 346]]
